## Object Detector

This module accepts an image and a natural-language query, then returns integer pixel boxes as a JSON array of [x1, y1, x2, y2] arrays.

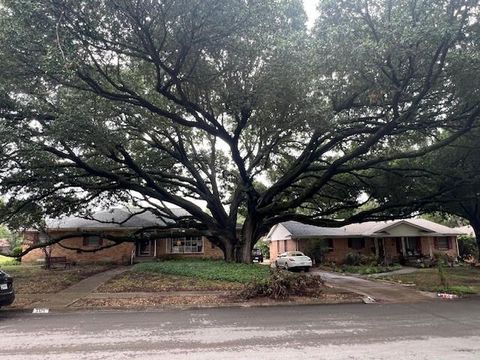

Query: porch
[[132, 235, 224, 262], [299, 236, 458, 265]]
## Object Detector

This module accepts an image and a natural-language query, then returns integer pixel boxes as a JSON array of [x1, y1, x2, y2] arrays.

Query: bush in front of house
[[344, 252, 378, 266], [240, 269, 325, 300], [341, 264, 402, 275], [458, 235, 478, 259]]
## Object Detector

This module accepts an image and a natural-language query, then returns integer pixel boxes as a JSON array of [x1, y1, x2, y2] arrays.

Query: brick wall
[[22, 231, 135, 264], [320, 238, 376, 264], [22, 231, 224, 264], [272, 237, 378, 264], [269, 238, 298, 261]]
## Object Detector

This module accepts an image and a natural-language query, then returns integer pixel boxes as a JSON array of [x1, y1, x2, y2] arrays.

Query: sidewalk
[[32, 267, 130, 309]]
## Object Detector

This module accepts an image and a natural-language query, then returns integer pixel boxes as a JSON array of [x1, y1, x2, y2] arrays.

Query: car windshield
[[288, 252, 304, 256]]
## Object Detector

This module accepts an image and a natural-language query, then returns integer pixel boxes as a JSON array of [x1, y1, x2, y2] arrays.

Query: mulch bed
[[71, 288, 360, 309]]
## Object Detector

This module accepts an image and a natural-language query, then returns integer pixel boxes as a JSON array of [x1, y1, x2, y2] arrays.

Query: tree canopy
[[368, 127, 480, 253], [1, 0, 479, 262]]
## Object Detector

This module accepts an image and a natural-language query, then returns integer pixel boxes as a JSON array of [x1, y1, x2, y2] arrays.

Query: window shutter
[[434, 237, 438, 249], [83, 237, 88, 247]]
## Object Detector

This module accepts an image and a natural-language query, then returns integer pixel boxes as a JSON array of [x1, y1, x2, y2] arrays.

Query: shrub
[[255, 240, 270, 259], [344, 252, 378, 266], [12, 246, 22, 259], [344, 252, 362, 266], [458, 235, 478, 259], [240, 269, 325, 300], [340, 264, 401, 274], [302, 239, 332, 264]]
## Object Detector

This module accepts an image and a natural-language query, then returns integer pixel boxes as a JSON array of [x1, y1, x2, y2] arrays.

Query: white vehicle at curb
[[275, 251, 312, 271]]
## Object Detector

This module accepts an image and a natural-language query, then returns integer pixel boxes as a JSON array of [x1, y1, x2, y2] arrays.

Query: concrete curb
[[2, 296, 365, 314]]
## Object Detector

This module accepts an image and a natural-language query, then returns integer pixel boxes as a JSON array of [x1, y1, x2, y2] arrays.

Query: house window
[[348, 238, 365, 250], [83, 235, 103, 247], [38, 232, 49, 243], [167, 236, 203, 254], [321, 238, 334, 252], [405, 237, 420, 255], [435, 237, 450, 250]]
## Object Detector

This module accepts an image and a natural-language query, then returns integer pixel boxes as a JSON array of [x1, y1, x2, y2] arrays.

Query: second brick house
[[267, 218, 461, 264]]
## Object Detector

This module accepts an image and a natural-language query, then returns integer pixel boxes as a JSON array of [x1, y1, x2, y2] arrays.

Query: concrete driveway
[[312, 269, 434, 303]]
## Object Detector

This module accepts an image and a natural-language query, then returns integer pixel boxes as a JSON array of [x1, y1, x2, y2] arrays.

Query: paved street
[[1, 299, 480, 359]]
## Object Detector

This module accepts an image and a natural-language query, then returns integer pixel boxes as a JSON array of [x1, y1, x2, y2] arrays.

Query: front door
[[136, 240, 152, 256]]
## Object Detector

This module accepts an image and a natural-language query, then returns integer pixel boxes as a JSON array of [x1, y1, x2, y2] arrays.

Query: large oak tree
[[1, 0, 479, 262], [367, 128, 480, 256]]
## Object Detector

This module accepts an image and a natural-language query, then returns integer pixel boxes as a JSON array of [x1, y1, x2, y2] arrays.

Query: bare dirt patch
[[5, 265, 114, 294], [96, 271, 244, 293]]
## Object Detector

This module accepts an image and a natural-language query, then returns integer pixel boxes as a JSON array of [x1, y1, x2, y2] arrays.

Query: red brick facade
[[22, 231, 224, 264], [269, 236, 459, 265]]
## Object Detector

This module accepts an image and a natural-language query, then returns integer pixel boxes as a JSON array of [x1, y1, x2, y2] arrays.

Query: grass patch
[[2, 264, 114, 294], [97, 271, 243, 293], [332, 264, 402, 275], [386, 266, 480, 295], [133, 259, 270, 284], [0, 255, 20, 266]]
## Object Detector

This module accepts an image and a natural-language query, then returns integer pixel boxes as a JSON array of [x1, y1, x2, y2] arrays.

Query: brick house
[[0, 238, 10, 254], [267, 219, 461, 264], [22, 208, 223, 264]]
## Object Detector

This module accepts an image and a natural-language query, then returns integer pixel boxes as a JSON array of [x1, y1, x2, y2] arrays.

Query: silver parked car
[[275, 251, 312, 272]]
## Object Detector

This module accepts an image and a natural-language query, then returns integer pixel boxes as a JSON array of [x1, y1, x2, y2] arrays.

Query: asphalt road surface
[[1, 299, 480, 359]]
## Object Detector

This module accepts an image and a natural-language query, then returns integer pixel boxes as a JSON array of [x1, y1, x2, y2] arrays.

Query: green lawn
[[133, 260, 270, 284], [0, 255, 19, 266], [386, 266, 480, 295]]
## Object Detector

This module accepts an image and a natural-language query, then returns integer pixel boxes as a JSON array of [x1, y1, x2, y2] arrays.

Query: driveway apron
[[312, 269, 434, 303]]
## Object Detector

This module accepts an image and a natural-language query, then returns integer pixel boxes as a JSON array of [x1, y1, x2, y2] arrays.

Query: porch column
[[429, 238, 433, 258], [382, 238, 389, 265], [401, 237, 407, 256], [374, 238, 380, 257], [154, 239, 157, 257]]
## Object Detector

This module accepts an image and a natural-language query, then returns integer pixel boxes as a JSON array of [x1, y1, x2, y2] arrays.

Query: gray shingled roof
[[281, 222, 348, 238], [44, 208, 190, 230], [279, 218, 462, 239], [455, 225, 475, 236]]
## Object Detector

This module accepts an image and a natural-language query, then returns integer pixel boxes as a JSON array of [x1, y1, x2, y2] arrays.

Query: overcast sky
[[303, 0, 320, 28]]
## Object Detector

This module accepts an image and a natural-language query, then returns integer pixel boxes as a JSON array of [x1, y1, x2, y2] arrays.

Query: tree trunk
[[223, 240, 235, 262], [234, 217, 259, 263], [470, 218, 480, 259], [214, 213, 262, 263]]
